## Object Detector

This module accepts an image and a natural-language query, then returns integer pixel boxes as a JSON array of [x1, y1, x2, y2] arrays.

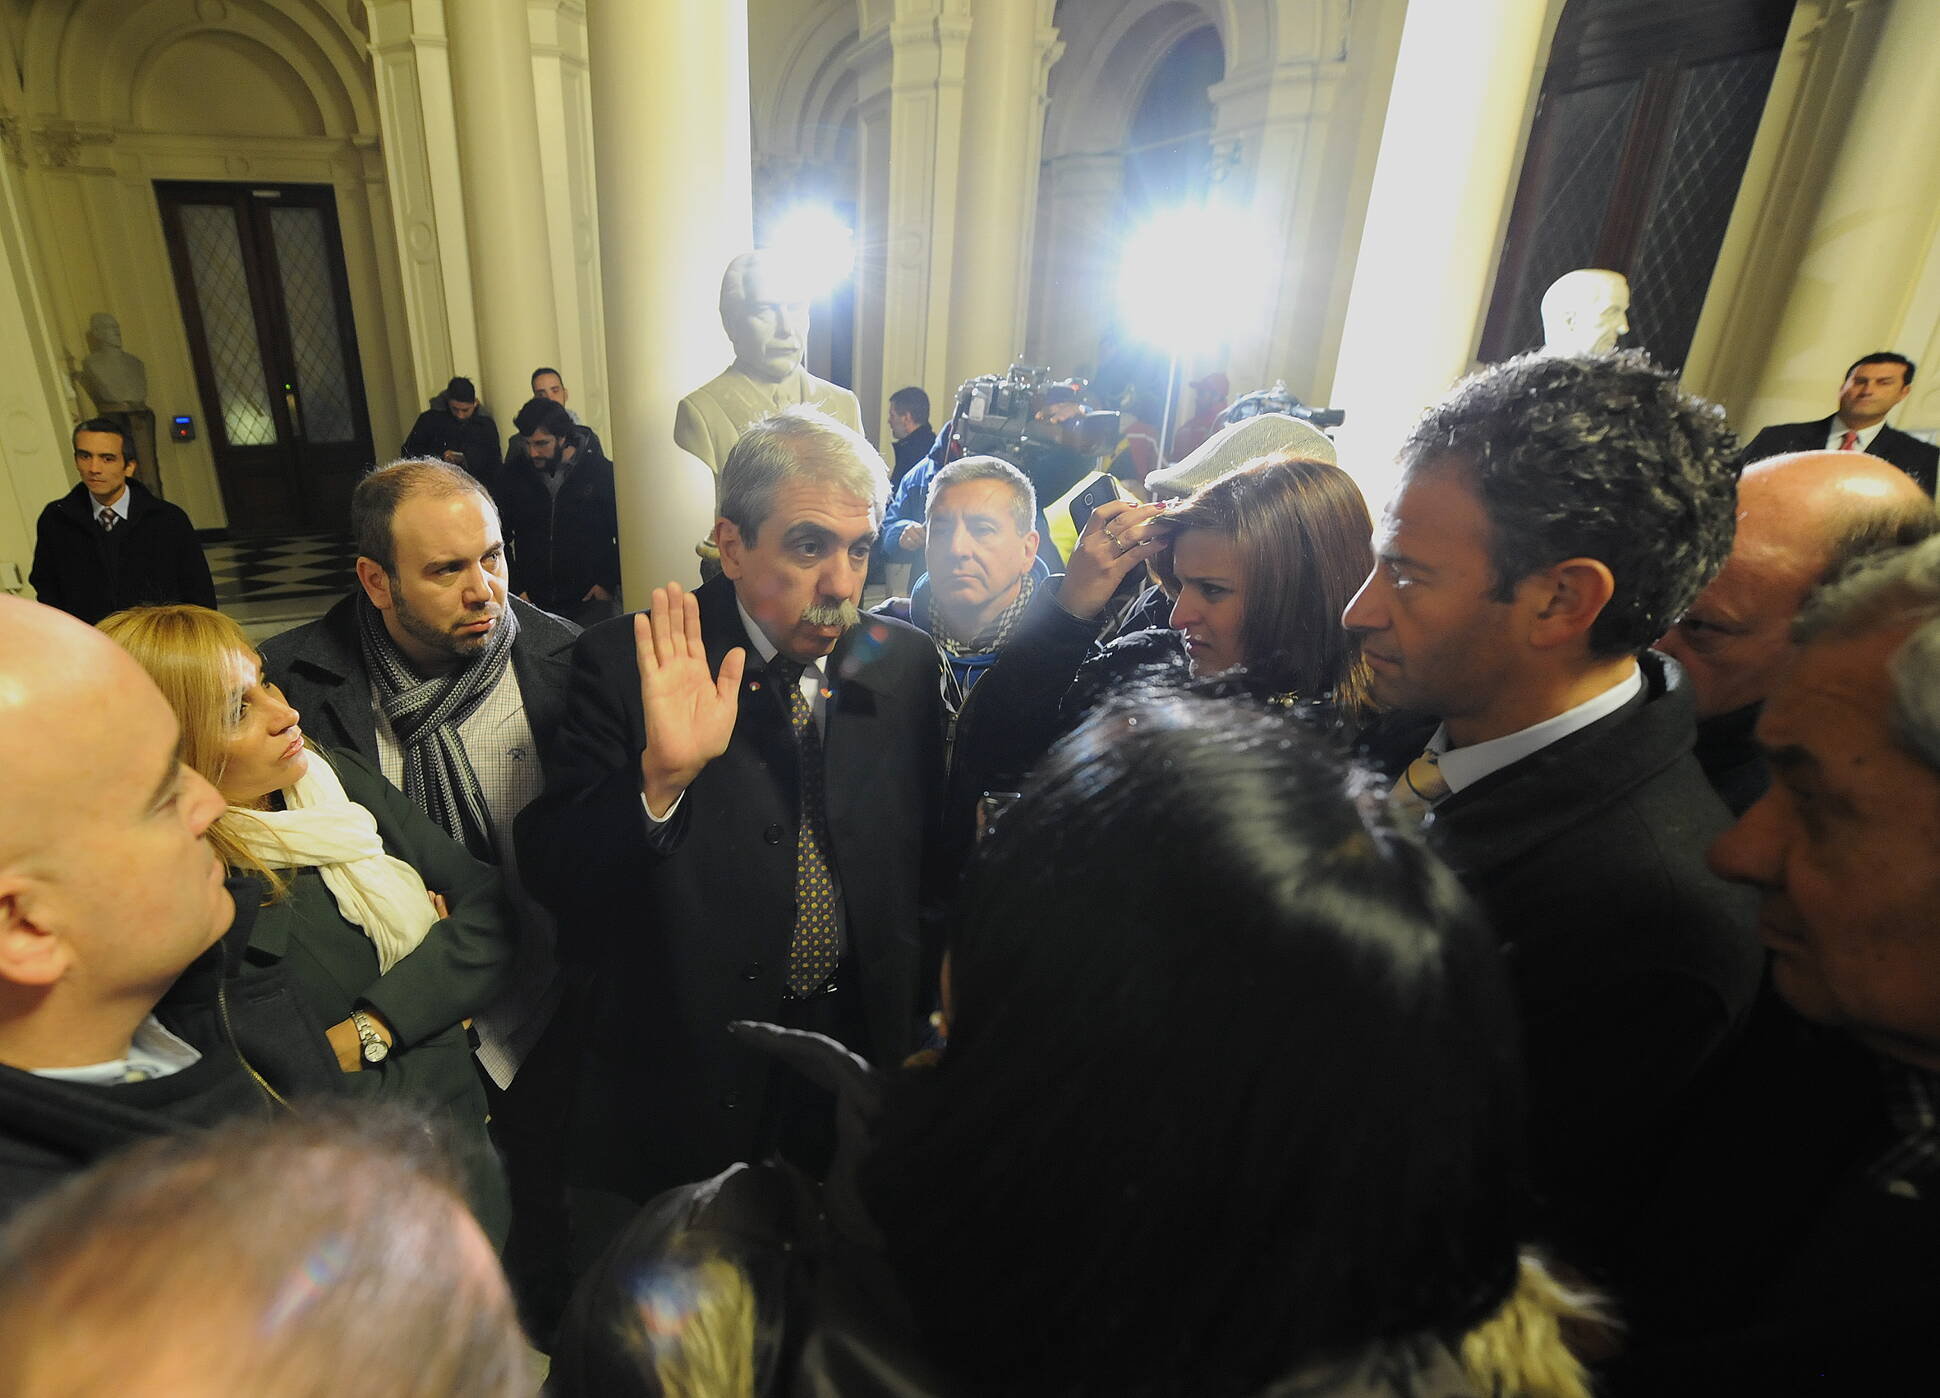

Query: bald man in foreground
[[1658, 450, 1938, 812], [0, 598, 338, 1222]]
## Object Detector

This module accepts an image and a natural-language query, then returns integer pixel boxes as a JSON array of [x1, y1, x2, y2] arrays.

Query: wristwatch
[[350, 1009, 389, 1066]]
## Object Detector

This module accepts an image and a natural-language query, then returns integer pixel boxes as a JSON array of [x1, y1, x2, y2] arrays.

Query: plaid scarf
[[928, 575, 1035, 658], [355, 594, 518, 862]]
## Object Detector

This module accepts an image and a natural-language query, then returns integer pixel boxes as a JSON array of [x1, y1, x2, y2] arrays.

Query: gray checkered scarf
[[355, 594, 517, 862], [927, 575, 1035, 657]]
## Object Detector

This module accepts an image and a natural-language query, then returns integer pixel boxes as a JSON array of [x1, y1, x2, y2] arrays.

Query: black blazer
[[514, 575, 946, 1199], [28, 481, 216, 624], [1374, 654, 1761, 1272], [1739, 416, 1938, 495], [257, 593, 580, 777]]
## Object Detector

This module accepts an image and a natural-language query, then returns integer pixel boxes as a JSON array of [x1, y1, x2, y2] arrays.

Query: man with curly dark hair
[[1345, 350, 1762, 1289]]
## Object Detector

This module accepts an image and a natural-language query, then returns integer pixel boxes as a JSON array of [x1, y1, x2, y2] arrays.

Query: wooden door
[[156, 182, 374, 536]]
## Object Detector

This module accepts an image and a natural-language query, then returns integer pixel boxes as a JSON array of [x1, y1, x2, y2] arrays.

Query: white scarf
[[225, 752, 437, 973]]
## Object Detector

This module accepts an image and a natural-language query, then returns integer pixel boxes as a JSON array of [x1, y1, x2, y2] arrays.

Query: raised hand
[[637, 582, 746, 817], [1060, 498, 1170, 619]]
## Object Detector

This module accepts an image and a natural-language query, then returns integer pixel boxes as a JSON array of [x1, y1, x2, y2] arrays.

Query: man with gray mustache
[[517, 406, 946, 1256]]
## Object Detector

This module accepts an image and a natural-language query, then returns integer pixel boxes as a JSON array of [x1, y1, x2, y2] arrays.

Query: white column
[[852, 36, 894, 442], [942, 0, 1059, 395], [0, 144, 79, 597], [528, 0, 609, 437], [873, 1, 974, 435], [446, 0, 559, 415], [1330, 0, 1562, 510], [1737, 0, 1940, 432], [365, 0, 480, 407], [587, 0, 752, 591]]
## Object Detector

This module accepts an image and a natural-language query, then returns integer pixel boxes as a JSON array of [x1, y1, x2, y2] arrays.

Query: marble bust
[[674, 251, 862, 476], [1540, 270, 1631, 357], [78, 312, 147, 408]]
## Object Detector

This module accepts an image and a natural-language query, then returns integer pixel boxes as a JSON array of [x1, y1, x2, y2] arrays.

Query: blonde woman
[[98, 604, 515, 1244]]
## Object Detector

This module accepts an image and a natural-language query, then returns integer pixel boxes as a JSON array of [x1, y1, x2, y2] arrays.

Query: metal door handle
[[284, 383, 304, 439]]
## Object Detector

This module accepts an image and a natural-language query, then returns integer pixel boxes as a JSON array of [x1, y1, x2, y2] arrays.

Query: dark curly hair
[[1402, 350, 1738, 658]]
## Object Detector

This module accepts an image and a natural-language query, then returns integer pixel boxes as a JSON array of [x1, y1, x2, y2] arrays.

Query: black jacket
[[1384, 654, 1762, 1275], [1739, 415, 1938, 495], [514, 577, 947, 1200], [257, 593, 580, 778], [0, 886, 342, 1226], [495, 427, 622, 614], [1606, 986, 1939, 1393], [28, 481, 216, 625], [891, 423, 935, 486], [551, 1024, 1480, 1398], [402, 407, 503, 486]]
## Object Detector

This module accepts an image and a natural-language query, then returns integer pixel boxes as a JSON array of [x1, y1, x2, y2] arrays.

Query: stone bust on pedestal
[[1539, 269, 1631, 357], [675, 251, 862, 474], [77, 312, 148, 409]]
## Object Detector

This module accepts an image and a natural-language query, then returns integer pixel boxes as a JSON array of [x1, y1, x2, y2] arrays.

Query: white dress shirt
[[1428, 663, 1644, 796], [1826, 420, 1887, 452], [33, 1014, 200, 1084]]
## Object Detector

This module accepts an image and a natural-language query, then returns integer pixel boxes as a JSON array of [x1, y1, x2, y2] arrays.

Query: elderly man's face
[[719, 478, 875, 663], [1709, 625, 1940, 1066], [726, 265, 810, 383], [1657, 540, 1819, 720]]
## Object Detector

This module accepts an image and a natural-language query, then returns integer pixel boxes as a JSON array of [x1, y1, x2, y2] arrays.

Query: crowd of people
[[3, 344, 1938, 1394]]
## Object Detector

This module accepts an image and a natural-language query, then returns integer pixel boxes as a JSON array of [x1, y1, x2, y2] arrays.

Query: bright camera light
[[1116, 204, 1270, 349], [763, 205, 856, 302]]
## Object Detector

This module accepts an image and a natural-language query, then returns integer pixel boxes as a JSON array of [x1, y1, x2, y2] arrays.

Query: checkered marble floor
[[205, 531, 353, 641]]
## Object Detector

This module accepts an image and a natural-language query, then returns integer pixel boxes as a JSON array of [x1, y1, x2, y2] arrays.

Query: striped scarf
[[928, 574, 1035, 658], [355, 594, 517, 861]]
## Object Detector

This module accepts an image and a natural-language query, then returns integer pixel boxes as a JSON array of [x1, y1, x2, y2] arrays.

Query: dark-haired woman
[[954, 452, 1377, 796], [554, 697, 1596, 1397]]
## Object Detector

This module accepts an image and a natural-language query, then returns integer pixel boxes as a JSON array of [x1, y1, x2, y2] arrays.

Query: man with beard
[[517, 406, 944, 1256], [259, 462, 581, 1329], [262, 459, 579, 1081]]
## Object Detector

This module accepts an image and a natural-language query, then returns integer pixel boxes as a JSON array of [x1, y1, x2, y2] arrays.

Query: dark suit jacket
[[1599, 983, 1939, 1393], [257, 593, 580, 777], [402, 408, 504, 487], [514, 576, 945, 1199], [1739, 415, 1938, 495], [1386, 654, 1762, 1274], [28, 481, 216, 624]]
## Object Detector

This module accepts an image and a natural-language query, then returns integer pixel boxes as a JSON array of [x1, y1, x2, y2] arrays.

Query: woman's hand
[[428, 890, 450, 920], [325, 1009, 395, 1074], [1059, 499, 1169, 619]]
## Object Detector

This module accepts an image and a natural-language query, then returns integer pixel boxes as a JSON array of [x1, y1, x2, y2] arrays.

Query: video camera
[[1221, 379, 1345, 431], [950, 363, 1122, 466]]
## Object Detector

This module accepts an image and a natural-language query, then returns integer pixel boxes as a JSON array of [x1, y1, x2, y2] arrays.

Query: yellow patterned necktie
[[1389, 748, 1450, 825], [770, 659, 841, 996]]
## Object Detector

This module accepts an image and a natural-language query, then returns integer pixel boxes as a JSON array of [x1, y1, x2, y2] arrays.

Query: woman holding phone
[[954, 452, 1377, 793]]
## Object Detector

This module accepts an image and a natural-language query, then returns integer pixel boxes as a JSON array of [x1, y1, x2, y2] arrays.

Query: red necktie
[[1839, 431, 1859, 451]]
